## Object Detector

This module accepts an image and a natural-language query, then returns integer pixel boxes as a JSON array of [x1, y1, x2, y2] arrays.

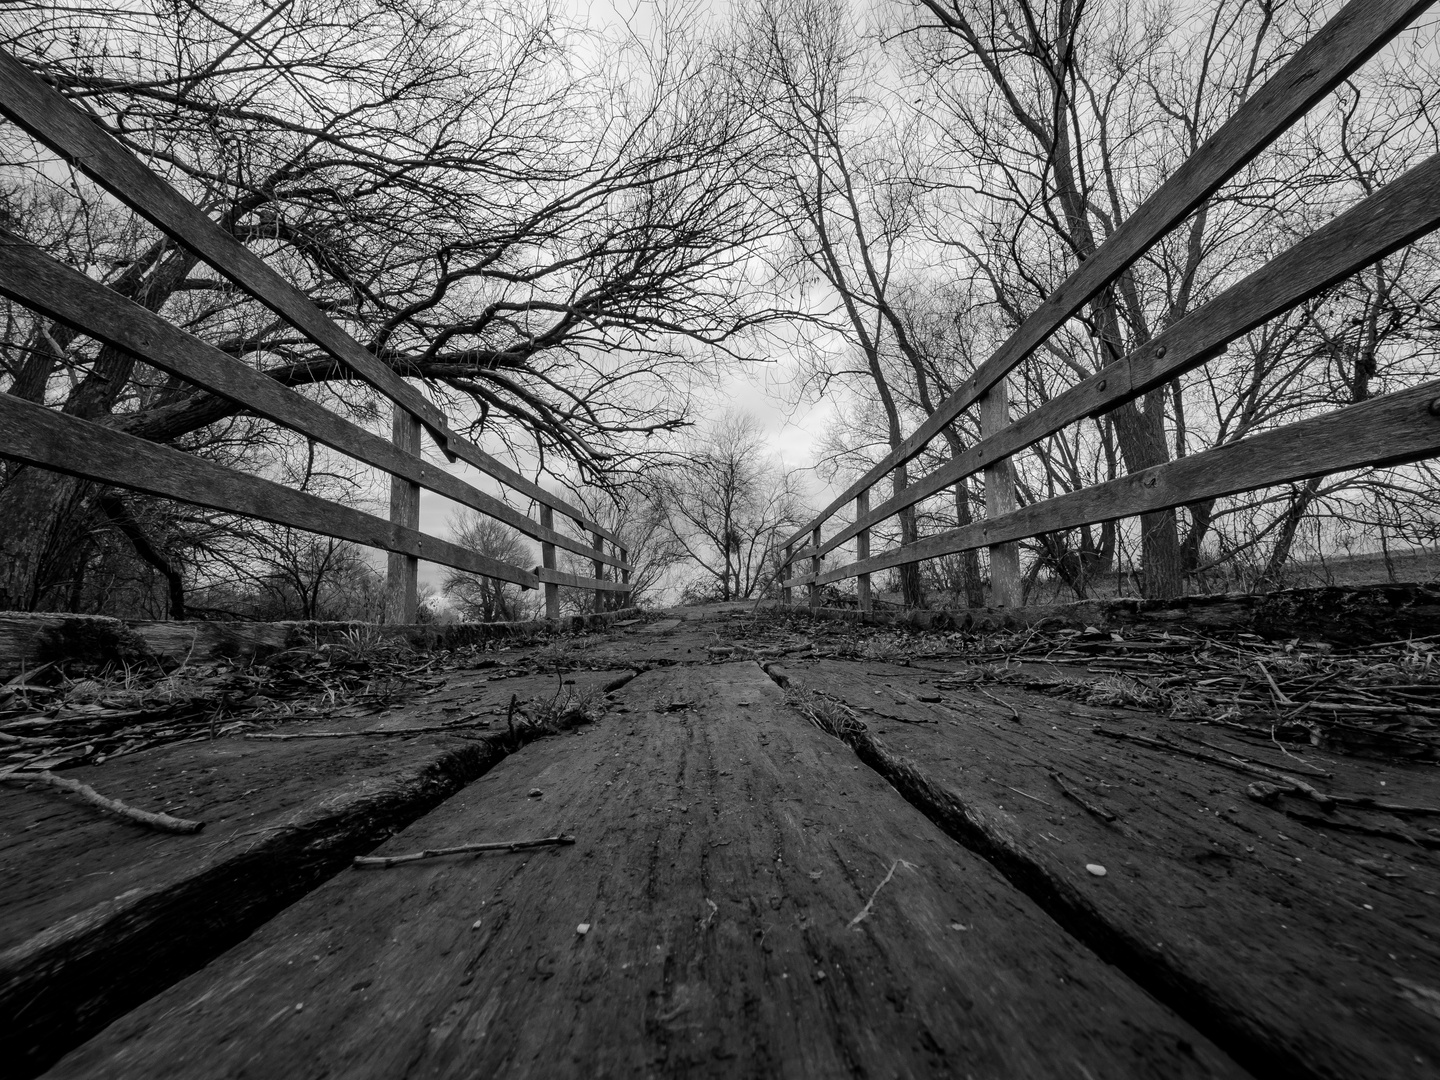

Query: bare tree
[[651, 413, 806, 602], [442, 511, 538, 623], [0, 0, 781, 612]]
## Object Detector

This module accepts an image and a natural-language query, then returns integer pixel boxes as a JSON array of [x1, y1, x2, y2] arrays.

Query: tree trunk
[[1108, 391, 1183, 598], [0, 469, 96, 612], [1262, 478, 1321, 587]]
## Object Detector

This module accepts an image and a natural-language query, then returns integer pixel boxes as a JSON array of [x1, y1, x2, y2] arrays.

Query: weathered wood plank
[[796, 379, 1440, 587], [0, 393, 539, 589], [771, 658, 1440, 1080], [0, 51, 623, 548], [0, 668, 622, 1079], [0, 51, 442, 437], [807, 149, 1440, 562], [533, 566, 632, 592], [785, 0, 1433, 553], [0, 222, 627, 571], [47, 664, 1240, 1079], [981, 380, 1021, 608], [386, 407, 422, 623], [539, 506, 560, 619], [855, 490, 871, 612]]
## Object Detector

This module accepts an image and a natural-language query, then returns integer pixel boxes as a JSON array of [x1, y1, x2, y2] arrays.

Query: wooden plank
[[809, 149, 1440, 562], [855, 491, 871, 612], [0, 51, 442, 438], [981, 381, 1021, 608], [533, 566, 632, 592], [0, 231, 627, 571], [385, 407, 422, 623], [796, 379, 1440, 586], [784, 0, 1434, 553], [47, 664, 1240, 1080], [539, 506, 560, 619], [0, 668, 622, 1077], [590, 530, 605, 613], [808, 525, 820, 610], [0, 393, 539, 589], [773, 657, 1440, 1080], [0, 51, 625, 549]]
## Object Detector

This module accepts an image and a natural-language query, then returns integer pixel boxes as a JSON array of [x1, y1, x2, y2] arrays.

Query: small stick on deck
[[0, 769, 204, 833], [244, 723, 489, 741], [978, 687, 1021, 721], [352, 834, 575, 869], [1048, 771, 1116, 823]]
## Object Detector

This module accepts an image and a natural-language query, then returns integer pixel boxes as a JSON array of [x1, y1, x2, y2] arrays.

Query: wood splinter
[[1048, 771, 1116, 823], [0, 769, 204, 834], [353, 834, 576, 869]]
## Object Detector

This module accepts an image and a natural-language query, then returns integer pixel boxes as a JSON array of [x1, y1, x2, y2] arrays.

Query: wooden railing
[[0, 51, 631, 621], [780, 0, 1440, 610]]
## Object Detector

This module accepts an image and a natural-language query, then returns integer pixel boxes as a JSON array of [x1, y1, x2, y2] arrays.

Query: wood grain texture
[[785, 0, 1433, 553], [47, 664, 1240, 1080], [981, 381, 1021, 608], [771, 658, 1440, 1080], [0, 52, 623, 547], [795, 380, 1440, 587], [0, 229, 627, 570], [0, 669, 622, 1079], [803, 149, 1440, 563], [533, 566, 632, 592], [0, 393, 539, 588], [386, 407, 422, 624]]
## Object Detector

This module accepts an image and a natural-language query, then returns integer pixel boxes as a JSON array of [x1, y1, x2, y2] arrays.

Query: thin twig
[[1, 770, 203, 833], [1048, 771, 1116, 823], [353, 834, 575, 869], [978, 687, 1021, 721], [244, 723, 488, 741], [847, 858, 912, 929]]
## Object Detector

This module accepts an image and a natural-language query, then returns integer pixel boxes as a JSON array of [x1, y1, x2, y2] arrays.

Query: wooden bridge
[[3, 1, 1440, 1077], [2, 600, 1439, 1079]]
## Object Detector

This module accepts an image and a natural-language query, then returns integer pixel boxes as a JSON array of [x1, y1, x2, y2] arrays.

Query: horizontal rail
[[790, 381, 1440, 587], [534, 567, 632, 592], [0, 392, 540, 589], [0, 230, 630, 573], [784, 0, 1433, 553], [0, 49, 623, 548], [800, 149, 1440, 564]]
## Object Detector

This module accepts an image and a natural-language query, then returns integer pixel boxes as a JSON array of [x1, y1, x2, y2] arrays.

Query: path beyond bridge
[[4, 602, 1438, 1080]]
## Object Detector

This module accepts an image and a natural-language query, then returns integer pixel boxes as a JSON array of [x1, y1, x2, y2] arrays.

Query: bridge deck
[[5, 604, 1439, 1079]]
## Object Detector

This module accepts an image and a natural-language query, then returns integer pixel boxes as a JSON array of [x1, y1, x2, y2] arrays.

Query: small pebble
[[294, 1003, 304, 1012], [577, 923, 591, 934], [950, 923, 969, 931], [472, 919, 483, 930], [1086, 864, 1107, 877], [528, 789, 543, 798]]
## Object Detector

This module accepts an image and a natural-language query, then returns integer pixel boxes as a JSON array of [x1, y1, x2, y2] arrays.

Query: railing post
[[782, 543, 793, 605], [591, 529, 605, 613], [980, 378, 1022, 608], [539, 504, 560, 621], [855, 489, 871, 612], [385, 404, 421, 624], [808, 527, 821, 611], [620, 547, 631, 608]]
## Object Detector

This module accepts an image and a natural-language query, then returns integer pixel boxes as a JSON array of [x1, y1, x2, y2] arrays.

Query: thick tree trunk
[[0, 469, 95, 612], [1108, 391, 1183, 599]]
